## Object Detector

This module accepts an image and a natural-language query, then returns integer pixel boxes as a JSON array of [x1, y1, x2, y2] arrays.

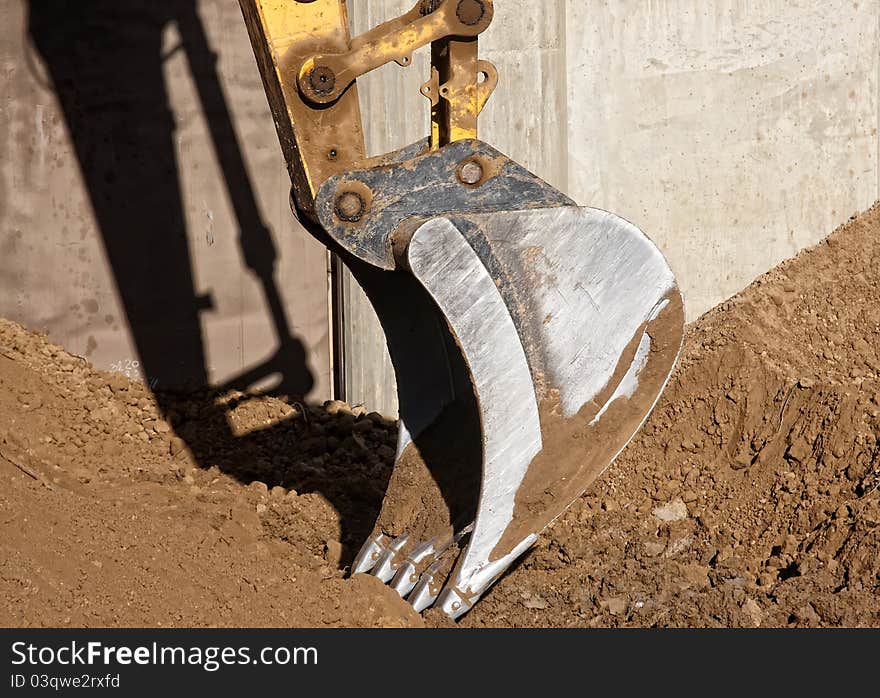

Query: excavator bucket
[[239, 0, 685, 619], [349, 205, 683, 618]]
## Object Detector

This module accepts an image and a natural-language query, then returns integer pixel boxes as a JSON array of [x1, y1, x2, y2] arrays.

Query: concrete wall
[[0, 0, 332, 398], [564, 0, 878, 315], [344, 0, 878, 415], [3, 1, 876, 415]]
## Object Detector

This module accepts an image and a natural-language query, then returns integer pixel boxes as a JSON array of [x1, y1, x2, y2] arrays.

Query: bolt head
[[335, 191, 366, 222], [458, 160, 484, 186], [456, 0, 485, 25], [419, 0, 442, 15], [307, 66, 336, 96]]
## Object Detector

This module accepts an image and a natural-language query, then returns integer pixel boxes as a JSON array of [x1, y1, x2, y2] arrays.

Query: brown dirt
[[3, 202, 880, 628], [459, 203, 880, 628], [0, 330, 419, 627]]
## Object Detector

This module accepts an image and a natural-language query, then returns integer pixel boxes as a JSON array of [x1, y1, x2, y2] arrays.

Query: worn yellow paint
[[238, 0, 367, 212], [240, 0, 499, 195], [297, 0, 491, 106], [425, 39, 498, 147]]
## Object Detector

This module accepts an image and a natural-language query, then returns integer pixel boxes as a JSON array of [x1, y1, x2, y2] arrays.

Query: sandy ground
[[2, 204, 880, 628]]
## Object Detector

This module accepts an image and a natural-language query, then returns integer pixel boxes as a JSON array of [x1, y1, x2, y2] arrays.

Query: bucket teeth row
[[353, 525, 476, 615]]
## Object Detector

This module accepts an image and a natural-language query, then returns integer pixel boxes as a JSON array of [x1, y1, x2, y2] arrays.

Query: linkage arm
[[298, 0, 493, 105]]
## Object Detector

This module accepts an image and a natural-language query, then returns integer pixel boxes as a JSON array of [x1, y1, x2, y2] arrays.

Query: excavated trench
[[2, 203, 880, 628]]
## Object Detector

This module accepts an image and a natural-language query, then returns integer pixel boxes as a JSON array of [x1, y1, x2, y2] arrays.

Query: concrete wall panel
[[565, 0, 879, 317], [0, 0, 331, 398]]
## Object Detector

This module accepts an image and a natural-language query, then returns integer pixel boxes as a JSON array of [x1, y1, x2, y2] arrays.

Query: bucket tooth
[[407, 548, 459, 613], [389, 539, 439, 598], [370, 535, 410, 582], [436, 534, 538, 619], [351, 535, 387, 575]]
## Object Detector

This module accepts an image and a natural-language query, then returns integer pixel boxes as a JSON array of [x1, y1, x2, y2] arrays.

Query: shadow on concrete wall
[[26, 0, 387, 564]]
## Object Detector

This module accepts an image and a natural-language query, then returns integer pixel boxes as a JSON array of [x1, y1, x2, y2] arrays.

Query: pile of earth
[[2, 203, 880, 628], [0, 324, 416, 627], [458, 203, 880, 628]]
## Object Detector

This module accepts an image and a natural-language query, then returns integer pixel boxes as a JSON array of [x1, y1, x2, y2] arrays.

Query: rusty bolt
[[456, 0, 485, 25], [419, 0, 442, 15], [307, 65, 336, 96], [457, 160, 484, 186], [335, 191, 366, 222]]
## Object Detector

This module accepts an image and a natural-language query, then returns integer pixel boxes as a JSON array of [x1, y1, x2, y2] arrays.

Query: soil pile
[[459, 204, 880, 628], [0, 326, 417, 627], [2, 203, 880, 628]]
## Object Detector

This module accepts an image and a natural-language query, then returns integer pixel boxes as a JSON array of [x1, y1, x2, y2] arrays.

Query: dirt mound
[[0, 325, 418, 627], [2, 203, 880, 628], [457, 204, 880, 628]]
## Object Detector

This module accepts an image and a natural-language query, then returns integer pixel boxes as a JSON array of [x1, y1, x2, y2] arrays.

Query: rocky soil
[[2, 203, 880, 628]]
